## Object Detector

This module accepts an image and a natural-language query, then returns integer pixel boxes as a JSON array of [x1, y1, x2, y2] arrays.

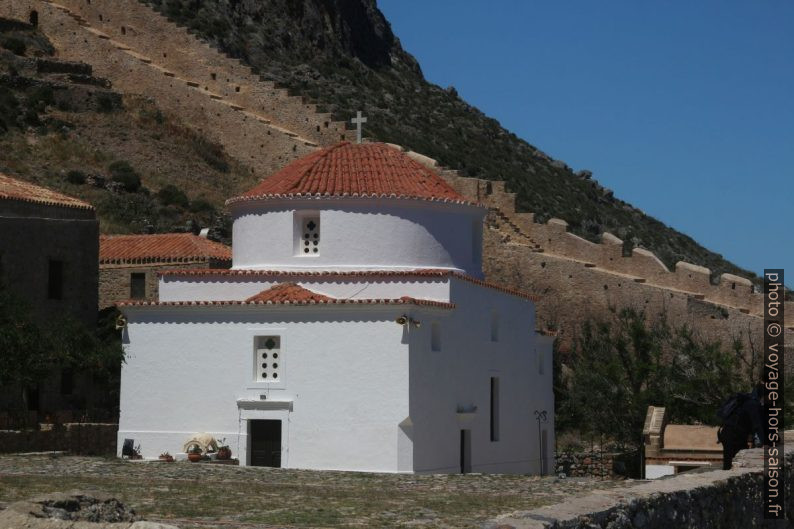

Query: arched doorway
[[29, 10, 39, 27]]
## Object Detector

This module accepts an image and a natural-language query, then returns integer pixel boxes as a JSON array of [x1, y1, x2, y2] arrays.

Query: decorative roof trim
[[157, 268, 540, 302], [225, 192, 481, 208], [117, 296, 455, 309], [99, 256, 232, 265]]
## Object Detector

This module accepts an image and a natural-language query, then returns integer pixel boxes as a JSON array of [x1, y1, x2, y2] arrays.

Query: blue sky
[[378, 0, 793, 279]]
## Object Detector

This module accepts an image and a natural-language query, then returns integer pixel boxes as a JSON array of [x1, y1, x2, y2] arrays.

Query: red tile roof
[[99, 233, 232, 264], [226, 142, 474, 206], [0, 172, 93, 210], [157, 268, 540, 302], [245, 283, 333, 303], [118, 287, 455, 309]]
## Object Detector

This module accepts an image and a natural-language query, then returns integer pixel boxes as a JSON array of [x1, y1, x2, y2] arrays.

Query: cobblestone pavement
[[0, 455, 633, 528]]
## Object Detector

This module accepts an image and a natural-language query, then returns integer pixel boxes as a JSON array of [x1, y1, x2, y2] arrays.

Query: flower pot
[[187, 452, 202, 462], [217, 447, 232, 460]]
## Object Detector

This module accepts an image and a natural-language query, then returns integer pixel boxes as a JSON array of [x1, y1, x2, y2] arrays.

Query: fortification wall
[[49, 0, 352, 146], [0, 0, 329, 178], [440, 170, 794, 330]]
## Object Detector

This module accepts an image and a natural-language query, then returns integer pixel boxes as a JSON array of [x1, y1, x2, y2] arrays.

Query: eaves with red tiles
[[100, 233, 232, 265], [157, 268, 540, 303], [117, 297, 455, 310], [0, 172, 94, 210]]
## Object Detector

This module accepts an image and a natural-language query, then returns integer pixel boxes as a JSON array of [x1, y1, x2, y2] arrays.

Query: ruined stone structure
[[0, 0, 355, 179], [99, 233, 231, 308]]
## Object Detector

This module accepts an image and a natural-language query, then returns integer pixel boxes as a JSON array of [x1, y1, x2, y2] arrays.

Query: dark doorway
[[250, 419, 281, 467], [29, 10, 38, 27], [459, 429, 471, 474]]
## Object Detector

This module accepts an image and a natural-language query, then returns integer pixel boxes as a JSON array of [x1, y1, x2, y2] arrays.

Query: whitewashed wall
[[406, 278, 554, 474], [230, 198, 485, 277], [159, 275, 452, 303], [118, 305, 414, 472]]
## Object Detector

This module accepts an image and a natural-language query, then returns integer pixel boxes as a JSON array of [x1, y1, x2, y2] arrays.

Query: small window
[[538, 349, 545, 375], [298, 215, 320, 256], [431, 322, 441, 352], [60, 368, 74, 395], [490, 311, 499, 342], [47, 260, 63, 300], [130, 273, 146, 299], [490, 377, 500, 442], [254, 336, 281, 382]]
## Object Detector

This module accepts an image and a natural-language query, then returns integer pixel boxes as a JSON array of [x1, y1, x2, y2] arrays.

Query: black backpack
[[717, 392, 749, 427]]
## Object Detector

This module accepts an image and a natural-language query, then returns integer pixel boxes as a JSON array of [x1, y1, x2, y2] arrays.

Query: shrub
[[157, 184, 189, 208], [1, 37, 26, 56], [96, 93, 116, 113], [189, 198, 215, 213], [66, 170, 86, 184], [108, 160, 141, 192]]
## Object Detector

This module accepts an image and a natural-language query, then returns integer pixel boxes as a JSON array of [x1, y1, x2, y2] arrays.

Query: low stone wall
[[555, 451, 621, 480], [0, 423, 117, 455], [489, 445, 794, 528]]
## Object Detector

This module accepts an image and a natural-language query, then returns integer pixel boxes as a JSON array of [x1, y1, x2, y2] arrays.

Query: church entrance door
[[460, 429, 472, 473], [250, 419, 282, 467]]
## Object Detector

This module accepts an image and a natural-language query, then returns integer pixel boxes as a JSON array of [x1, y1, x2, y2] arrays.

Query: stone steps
[[46, 0, 322, 147]]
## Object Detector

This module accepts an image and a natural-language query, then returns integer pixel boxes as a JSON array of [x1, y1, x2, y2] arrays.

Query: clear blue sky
[[379, 0, 793, 279]]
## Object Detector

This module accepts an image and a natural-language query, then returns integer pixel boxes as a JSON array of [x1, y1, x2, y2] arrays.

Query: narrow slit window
[[254, 336, 282, 382], [431, 322, 441, 352], [490, 377, 500, 442], [490, 311, 499, 342], [538, 348, 545, 375], [47, 259, 63, 300]]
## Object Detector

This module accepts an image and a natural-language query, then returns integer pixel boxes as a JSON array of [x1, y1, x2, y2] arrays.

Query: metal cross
[[351, 111, 367, 144]]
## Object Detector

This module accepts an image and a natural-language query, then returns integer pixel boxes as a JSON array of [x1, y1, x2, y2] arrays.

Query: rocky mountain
[[143, 0, 756, 280]]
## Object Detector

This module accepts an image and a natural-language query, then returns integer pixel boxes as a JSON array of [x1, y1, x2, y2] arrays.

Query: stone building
[[117, 142, 555, 473], [99, 233, 231, 308], [0, 172, 99, 419], [643, 406, 722, 478]]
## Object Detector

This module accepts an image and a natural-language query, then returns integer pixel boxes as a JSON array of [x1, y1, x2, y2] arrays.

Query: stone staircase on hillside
[[47, 0, 353, 146], [0, 0, 331, 176]]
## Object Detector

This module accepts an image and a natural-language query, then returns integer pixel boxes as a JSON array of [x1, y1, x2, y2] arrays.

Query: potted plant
[[187, 444, 203, 462], [158, 452, 174, 463], [216, 438, 232, 460]]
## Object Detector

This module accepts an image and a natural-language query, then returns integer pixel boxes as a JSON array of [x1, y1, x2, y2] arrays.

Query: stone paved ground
[[0, 455, 633, 528]]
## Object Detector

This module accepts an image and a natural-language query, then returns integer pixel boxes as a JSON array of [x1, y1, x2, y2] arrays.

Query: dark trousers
[[720, 428, 748, 470]]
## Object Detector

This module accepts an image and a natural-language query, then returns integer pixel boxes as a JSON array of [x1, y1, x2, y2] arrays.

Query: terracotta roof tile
[[99, 233, 232, 264], [245, 283, 333, 303], [118, 288, 455, 309], [226, 142, 474, 206], [0, 172, 93, 210], [157, 268, 540, 302]]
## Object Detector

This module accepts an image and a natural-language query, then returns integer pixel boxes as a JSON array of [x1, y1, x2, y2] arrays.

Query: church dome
[[227, 142, 471, 206], [227, 142, 485, 276]]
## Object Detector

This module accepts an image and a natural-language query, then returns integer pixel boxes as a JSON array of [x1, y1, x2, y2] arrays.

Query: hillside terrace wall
[[0, 0, 324, 177], [51, 0, 353, 146]]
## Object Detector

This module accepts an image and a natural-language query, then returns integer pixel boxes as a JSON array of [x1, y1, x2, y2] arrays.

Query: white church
[[117, 141, 555, 474]]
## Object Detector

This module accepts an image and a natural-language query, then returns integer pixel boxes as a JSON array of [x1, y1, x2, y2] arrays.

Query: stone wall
[[0, 0, 352, 179], [0, 199, 98, 328], [489, 445, 794, 528], [555, 450, 622, 480], [0, 423, 117, 455], [99, 260, 229, 308], [432, 168, 794, 354]]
